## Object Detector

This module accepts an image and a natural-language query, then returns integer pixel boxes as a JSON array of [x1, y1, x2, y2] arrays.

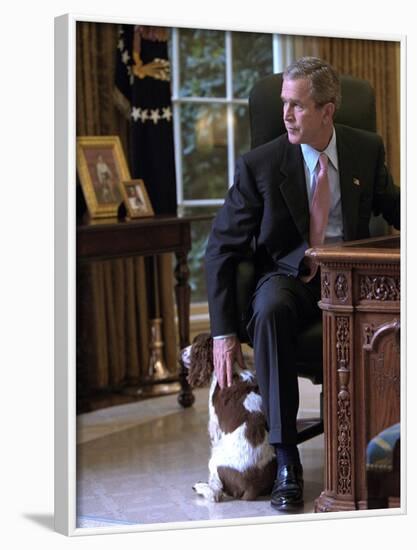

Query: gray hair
[[283, 56, 342, 111]]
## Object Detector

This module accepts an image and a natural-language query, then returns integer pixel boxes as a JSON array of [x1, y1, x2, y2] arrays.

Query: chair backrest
[[249, 73, 376, 149]]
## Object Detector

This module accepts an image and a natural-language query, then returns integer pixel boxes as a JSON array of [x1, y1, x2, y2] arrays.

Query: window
[[170, 28, 295, 304]]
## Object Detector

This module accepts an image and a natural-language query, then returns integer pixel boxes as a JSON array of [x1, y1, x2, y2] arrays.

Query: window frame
[[170, 28, 296, 312], [171, 28, 295, 211]]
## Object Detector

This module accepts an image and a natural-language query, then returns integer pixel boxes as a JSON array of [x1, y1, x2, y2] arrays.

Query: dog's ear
[[186, 333, 214, 388]]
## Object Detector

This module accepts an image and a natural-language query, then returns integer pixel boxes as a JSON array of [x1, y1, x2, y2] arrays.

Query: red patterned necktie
[[301, 153, 330, 282]]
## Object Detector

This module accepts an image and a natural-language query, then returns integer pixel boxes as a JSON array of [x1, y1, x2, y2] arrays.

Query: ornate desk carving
[[306, 235, 401, 512]]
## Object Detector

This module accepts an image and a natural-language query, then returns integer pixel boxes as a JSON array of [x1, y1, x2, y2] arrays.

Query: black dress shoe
[[271, 464, 304, 511]]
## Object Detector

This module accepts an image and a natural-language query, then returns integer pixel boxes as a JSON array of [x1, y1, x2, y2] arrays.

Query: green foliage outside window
[[175, 29, 274, 303]]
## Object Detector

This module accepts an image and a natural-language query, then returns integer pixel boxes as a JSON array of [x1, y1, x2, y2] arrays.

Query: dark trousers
[[246, 274, 321, 445]]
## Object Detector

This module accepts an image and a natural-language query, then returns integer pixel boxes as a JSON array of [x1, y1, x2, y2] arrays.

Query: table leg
[[175, 250, 195, 407]]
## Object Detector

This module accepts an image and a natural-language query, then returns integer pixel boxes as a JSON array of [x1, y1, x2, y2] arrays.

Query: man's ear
[[322, 102, 335, 124]]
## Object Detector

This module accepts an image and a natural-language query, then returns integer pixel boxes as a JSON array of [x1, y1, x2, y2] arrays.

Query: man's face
[[281, 77, 332, 150]]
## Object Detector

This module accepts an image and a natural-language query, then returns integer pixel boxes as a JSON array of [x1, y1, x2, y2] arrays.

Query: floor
[[76, 378, 323, 529]]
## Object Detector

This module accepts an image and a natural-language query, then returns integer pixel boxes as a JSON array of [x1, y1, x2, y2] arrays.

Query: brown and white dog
[[181, 333, 276, 501]]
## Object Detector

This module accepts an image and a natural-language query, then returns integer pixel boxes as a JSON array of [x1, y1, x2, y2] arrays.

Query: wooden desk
[[306, 235, 401, 512], [77, 215, 207, 408]]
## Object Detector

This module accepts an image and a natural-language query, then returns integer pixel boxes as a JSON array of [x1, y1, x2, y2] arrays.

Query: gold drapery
[[76, 22, 177, 393], [75, 24, 401, 393], [293, 36, 401, 184]]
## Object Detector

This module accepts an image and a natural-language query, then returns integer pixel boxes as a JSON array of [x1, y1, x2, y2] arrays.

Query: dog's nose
[[180, 345, 192, 368]]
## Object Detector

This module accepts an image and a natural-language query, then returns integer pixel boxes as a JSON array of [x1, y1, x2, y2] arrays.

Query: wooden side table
[[306, 235, 401, 512], [77, 214, 210, 408]]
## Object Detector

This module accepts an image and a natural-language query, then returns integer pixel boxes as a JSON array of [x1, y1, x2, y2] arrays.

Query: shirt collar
[[300, 127, 338, 173]]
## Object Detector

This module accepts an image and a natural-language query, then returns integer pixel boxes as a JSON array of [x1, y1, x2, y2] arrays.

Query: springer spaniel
[[181, 333, 276, 502]]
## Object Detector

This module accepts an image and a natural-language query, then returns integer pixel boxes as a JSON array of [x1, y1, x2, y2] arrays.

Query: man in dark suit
[[205, 57, 400, 512]]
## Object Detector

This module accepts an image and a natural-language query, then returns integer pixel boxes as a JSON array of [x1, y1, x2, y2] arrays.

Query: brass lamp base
[[123, 318, 180, 398]]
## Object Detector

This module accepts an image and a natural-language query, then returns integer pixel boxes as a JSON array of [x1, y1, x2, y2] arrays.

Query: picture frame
[[76, 135, 131, 219], [120, 179, 154, 219]]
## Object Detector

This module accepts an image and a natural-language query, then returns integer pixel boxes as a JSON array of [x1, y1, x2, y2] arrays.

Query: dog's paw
[[192, 482, 202, 492], [193, 482, 223, 502], [192, 482, 207, 494]]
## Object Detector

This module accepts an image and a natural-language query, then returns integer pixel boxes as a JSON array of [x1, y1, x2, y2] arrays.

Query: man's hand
[[213, 335, 245, 389]]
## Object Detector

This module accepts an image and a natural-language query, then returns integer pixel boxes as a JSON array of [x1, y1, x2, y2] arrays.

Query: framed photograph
[[76, 135, 130, 219], [120, 179, 154, 218]]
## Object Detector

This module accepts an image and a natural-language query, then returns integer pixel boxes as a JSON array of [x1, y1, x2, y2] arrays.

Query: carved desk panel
[[306, 236, 400, 512]]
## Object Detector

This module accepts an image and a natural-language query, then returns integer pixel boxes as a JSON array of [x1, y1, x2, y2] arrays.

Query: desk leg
[[315, 312, 357, 513], [175, 251, 195, 408]]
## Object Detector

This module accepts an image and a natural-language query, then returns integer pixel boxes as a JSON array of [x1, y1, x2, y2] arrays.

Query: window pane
[[179, 28, 226, 97], [181, 103, 228, 200], [232, 32, 273, 98], [182, 206, 219, 304], [234, 104, 251, 159]]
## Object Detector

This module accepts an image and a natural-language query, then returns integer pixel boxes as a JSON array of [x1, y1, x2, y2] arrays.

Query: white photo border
[[54, 12, 407, 536]]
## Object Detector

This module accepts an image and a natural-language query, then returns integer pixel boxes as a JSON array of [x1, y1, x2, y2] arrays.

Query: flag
[[114, 25, 177, 215]]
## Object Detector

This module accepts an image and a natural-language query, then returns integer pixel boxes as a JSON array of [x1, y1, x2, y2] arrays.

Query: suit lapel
[[279, 143, 310, 242], [336, 126, 360, 241]]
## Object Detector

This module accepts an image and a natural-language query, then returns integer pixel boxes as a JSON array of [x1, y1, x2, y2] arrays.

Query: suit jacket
[[205, 124, 400, 337]]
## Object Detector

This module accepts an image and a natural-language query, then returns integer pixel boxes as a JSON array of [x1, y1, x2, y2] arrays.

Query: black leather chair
[[235, 73, 386, 444]]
